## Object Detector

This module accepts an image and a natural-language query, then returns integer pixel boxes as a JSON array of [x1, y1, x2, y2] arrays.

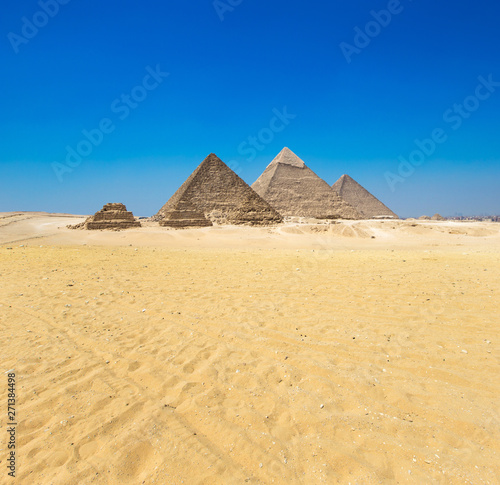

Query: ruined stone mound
[[431, 213, 446, 221], [251, 148, 362, 220], [419, 215, 431, 220], [159, 199, 212, 228], [154, 153, 282, 226], [332, 174, 398, 219], [68, 203, 141, 230]]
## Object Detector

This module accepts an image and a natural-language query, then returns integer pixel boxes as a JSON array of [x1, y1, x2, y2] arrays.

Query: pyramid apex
[[339, 174, 353, 181], [199, 153, 227, 167], [204, 153, 221, 161], [334, 174, 357, 187], [269, 147, 305, 168]]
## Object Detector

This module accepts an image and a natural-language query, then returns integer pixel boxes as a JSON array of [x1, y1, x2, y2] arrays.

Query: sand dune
[[1, 213, 499, 483], [1, 212, 499, 250]]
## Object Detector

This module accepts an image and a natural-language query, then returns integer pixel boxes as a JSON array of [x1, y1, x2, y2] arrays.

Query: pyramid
[[159, 199, 212, 228], [251, 147, 362, 219], [431, 213, 446, 221], [154, 153, 282, 226], [68, 203, 141, 230], [332, 174, 398, 219]]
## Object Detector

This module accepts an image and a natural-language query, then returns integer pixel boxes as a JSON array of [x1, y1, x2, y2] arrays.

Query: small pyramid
[[154, 153, 282, 226], [252, 148, 362, 219], [69, 203, 141, 230], [332, 175, 398, 219], [431, 213, 446, 221]]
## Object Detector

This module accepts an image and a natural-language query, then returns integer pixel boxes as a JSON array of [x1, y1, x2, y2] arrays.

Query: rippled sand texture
[[1, 243, 499, 484]]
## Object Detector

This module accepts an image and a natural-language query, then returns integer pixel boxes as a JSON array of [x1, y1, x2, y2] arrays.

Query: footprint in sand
[[20, 414, 52, 434], [116, 441, 154, 478], [183, 363, 195, 374], [27, 447, 43, 459], [45, 450, 70, 467], [76, 440, 99, 460], [128, 361, 141, 372]]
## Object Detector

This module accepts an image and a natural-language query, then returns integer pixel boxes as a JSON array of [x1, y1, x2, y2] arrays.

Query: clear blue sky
[[1, 0, 499, 217]]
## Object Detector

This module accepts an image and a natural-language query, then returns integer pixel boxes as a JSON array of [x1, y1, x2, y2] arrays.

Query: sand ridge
[[0, 212, 499, 250]]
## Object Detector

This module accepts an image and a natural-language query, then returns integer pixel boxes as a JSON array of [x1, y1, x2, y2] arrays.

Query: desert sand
[[1, 213, 499, 484]]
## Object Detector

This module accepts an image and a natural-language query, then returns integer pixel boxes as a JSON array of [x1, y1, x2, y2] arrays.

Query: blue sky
[[1, 0, 499, 217]]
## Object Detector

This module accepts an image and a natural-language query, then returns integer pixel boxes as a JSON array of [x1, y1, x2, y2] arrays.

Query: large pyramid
[[251, 147, 362, 219], [154, 153, 282, 226], [68, 203, 141, 230], [332, 175, 398, 219]]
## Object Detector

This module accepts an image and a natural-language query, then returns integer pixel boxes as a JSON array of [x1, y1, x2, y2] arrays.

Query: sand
[[0, 213, 499, 484]]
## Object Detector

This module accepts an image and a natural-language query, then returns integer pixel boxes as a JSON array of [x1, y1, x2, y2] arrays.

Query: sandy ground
[[0, 213, 499, 484]]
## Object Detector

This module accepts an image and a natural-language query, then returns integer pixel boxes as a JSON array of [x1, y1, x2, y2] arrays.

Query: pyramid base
[[159, 219, 213, 228], [85, 221, 141, 230]]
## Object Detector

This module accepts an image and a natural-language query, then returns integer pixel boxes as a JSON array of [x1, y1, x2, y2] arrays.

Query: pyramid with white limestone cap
[[332, 174, 398, 219], [252, 147, 362, 219]]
